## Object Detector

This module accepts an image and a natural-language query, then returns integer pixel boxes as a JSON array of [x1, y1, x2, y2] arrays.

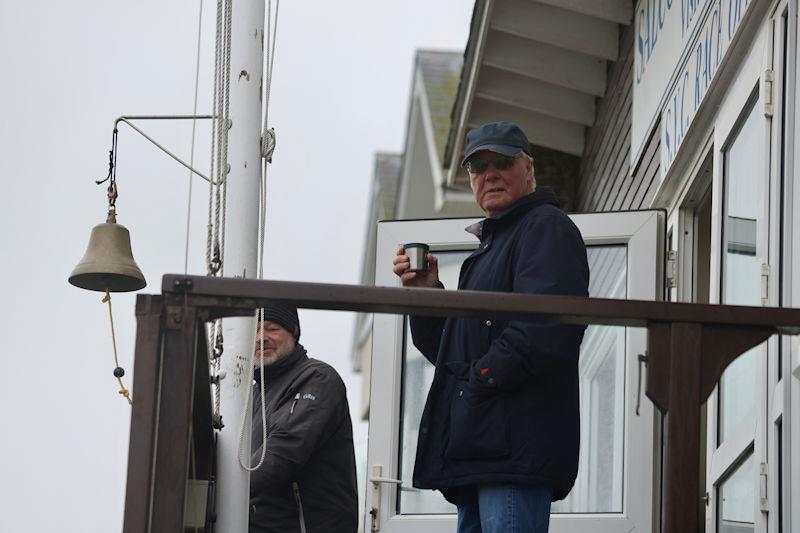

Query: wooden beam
[[192, 328, 215, 480], [492, 0, 620, 60], [469, 98, 586, 155], [535, 0, 633, 25], [646, 321, 671, 412], [122, 273, 800, 533], [700, 325, 773, 401], [123, 295, 163, 533], [663, 323, 702, 533], [475, 65, 596, 126], [160, 275, 800, 332], [149, 305, 198, 531], [482, 30, 607, 96]]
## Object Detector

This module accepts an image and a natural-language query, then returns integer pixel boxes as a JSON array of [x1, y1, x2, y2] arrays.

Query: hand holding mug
[[392, 245, 439, 288]]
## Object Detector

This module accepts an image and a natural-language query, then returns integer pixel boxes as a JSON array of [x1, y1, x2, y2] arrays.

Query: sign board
[[632, 0, 712, 168], [632, 0, 753, 173], [660, 0, 754, 175]]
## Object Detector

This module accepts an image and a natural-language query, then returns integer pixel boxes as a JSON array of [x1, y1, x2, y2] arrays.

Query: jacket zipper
[[290, 392, 300, 414], [292, 481, 308, 533]]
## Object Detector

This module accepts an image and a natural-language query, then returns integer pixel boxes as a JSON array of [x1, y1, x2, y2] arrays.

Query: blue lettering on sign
[[662, 66, 691, 166], [637, 6, 648, 85], [680, 70, 689, 138], [635, 0, 676, 85], [727, 0, 749, 40], [715, 9, 723, 65], [694, 42, 702, 111], [636, 0, 712, 86], [661, 0, 752, 172], [681, 0, 700, 37]]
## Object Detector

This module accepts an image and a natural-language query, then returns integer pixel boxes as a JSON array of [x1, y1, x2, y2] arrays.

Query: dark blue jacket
[[409, 187, 589, 503]]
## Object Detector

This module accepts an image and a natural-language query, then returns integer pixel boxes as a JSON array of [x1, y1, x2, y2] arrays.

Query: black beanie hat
[[260, 301, 300, 340]]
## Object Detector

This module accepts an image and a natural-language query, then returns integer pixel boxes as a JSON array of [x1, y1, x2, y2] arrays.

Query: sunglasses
[[464, 154, 518, 174]]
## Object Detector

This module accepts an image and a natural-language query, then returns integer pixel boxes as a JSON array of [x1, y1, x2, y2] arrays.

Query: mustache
[[254, 341, 276, 350]]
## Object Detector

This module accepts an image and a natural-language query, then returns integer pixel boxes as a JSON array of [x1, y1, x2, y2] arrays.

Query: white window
[[365, 210, 664, 533], [702, 18, 776, 532], [664, 7, 797, 531]]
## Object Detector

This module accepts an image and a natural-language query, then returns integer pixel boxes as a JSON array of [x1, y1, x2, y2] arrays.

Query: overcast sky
[[0, 1, 472, 530]]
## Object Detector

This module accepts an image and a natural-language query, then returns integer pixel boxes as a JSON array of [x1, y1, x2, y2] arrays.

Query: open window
[[365, 210, 664, 532]]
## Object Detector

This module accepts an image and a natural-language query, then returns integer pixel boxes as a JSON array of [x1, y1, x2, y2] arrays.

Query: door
[[704, 22, 777, 531], [365, 210, 664, 532]]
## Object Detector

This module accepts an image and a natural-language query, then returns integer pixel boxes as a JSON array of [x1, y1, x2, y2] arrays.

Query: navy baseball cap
[[461, 121, 532, 166]]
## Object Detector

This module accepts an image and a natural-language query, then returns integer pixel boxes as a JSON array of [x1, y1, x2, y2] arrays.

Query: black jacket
[[249, 345, 357, 533], [409, 187, 589, 503]]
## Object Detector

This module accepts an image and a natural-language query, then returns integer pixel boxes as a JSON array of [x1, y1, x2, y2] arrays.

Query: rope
[[207, 0, 224, 423], [213, 321, 223, 422], [208, 0, 234, 426], [208, 0, 231, 277], [219, 0, 233, 273], [102, 290, 132, 405], [96, 128, 120, 221], [207, 0, 223, 276], [238, 314, 269, 471], [184, 0, 205, 274], [204, 1, 282, 466], [260, 0, 280, 159], [241, 0, 281, 472], [258, 0, 280, 278]]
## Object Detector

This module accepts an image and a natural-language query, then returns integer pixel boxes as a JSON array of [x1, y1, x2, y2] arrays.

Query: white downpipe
[[216, 0, 265, 531]]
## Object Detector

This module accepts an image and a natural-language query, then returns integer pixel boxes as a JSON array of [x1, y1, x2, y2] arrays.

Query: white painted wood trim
[[536, 0, 633, 25], [475, 67, 596, 126], [492, 0, 619, 60], [482, 31, 607, 96], [446, 0, 496, 188]]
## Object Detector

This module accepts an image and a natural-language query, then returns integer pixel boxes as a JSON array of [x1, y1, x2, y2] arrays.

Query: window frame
[[365, 210, 664, 533]]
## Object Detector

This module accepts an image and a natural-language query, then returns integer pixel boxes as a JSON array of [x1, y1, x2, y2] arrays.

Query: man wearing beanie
[[248, 303, 358, 533]]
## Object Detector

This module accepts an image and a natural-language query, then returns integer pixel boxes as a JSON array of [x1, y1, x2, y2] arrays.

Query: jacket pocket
[[292, 482, 308, 533], [446, 386, 509, 460]]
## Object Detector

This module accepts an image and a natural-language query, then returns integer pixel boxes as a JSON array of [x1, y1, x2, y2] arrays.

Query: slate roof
[[416, 50, 463, 163], [373, 152, 402, 220]]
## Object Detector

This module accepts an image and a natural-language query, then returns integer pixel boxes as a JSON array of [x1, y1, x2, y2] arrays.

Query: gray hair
[[519, 152, 536, 192]]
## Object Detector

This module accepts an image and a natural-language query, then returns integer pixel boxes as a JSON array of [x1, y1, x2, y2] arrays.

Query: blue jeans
[[456, 484, 553, 533]]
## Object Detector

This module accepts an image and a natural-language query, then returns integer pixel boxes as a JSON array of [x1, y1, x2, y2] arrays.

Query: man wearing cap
[[248, 304, 358, 533], [393, 122, 589, 532]]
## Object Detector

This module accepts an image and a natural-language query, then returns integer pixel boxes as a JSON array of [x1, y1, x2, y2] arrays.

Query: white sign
[[632, 0, 712, 167], [660, 0, 754, 175]]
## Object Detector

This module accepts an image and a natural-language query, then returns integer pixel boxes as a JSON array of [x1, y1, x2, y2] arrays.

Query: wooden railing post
[[123, 295, 163, 533], [149, 303, 198, 531], [662, 323, 703, 533]]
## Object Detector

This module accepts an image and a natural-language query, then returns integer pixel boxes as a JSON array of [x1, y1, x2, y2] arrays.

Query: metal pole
[[216, 0, 265, 531]]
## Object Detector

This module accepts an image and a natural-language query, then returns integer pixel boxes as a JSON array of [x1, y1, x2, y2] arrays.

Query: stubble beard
[[254, 340, 296, 368]]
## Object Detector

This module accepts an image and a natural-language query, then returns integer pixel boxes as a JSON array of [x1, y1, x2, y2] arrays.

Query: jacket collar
[[465, 186, 561, 239], [254, 343, 307, 384]]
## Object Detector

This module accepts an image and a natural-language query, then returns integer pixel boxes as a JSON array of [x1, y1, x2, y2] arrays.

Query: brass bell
[[69, 216, 146, 292]]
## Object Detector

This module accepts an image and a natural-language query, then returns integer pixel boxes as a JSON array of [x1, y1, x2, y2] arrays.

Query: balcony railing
[[123, 274, 800, 533]]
